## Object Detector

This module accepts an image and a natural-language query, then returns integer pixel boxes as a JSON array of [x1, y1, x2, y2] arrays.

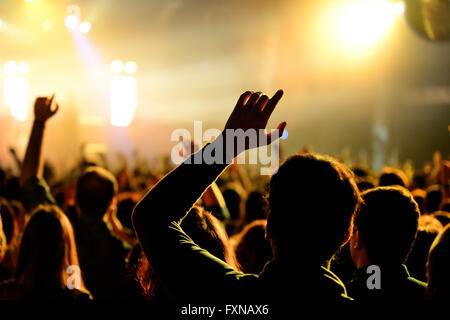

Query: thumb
[[266, 121, 287, 144]]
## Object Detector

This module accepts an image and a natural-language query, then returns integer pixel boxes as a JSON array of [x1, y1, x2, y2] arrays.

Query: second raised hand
[[34, 94, 60, 123]]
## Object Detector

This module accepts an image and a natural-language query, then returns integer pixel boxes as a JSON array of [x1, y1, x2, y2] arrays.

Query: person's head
[[245, 191, 267, 223], [222, 185, 244, 221], [76, 166, 118, 218], [433, 211, 450, 227], [137, 206, 239, 299], [0, 210, 6, 261], [266, 153, 360, 265], [378, 167, 409, 188], [441, 199, 450, 213], [406, 215, 443, 282], [0, 198, 17, 246], [356, 178, 375, 192], [350, 187, 420, 268], [425, 185, 443, 214], [352, 167, 369, 179], [15, 205, 83, 294], [412, 188, 427, 215], [426, 225, 450, 299], [116, 194, 139, 235], [234, 219, 272, 274]]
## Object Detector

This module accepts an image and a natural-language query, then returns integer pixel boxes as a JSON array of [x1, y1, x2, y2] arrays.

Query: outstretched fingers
[[262, 89, 283, 119], [233, 91, 252, 114], [47, 94, 55, 107], [245, 91, 263, 110]]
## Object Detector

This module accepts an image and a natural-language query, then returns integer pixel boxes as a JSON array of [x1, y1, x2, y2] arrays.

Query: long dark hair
[[136, 206, 240, 299], [15, 205, 85, 296]]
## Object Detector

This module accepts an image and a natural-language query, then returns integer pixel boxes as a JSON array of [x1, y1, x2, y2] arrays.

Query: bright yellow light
[[392, 2, 405, 16], [42, 20, 53, 31], [25, 0, 36, 3], [124, 61, 137, 74], [4, 61, 18, 75], [79, 21, 91, 34], [18, 62, 29, 75], [4, 76, 30, 121], [110, 75, 137, 127], [111, 60, 124, 74], [65, 14, 80, 30], [335, 0, 398, 53]]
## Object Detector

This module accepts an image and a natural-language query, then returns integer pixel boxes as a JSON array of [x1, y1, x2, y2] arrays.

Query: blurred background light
[[0, 19, 3, 29], [18, 62, 29, 75], [124, 61, 137, 74], [334, 0, 399, 53], [111, 59, 124, 74], [393, 1, 405, 16], [4, 61, 30, 121], [4, 61, 18, 75], [79, 21, 91, 34], [64, 14, 80, 30], [42, 20, 53, 31], [110, 75, 137, 127]]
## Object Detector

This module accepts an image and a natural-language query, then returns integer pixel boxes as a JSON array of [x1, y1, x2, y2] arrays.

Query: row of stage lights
[[0, 3, 91, 34], [2, 60, 138, 127]]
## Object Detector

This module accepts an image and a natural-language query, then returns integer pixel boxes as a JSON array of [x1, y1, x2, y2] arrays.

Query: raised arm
[[19, 96, 59, 186], [132, 90, 286, 297]]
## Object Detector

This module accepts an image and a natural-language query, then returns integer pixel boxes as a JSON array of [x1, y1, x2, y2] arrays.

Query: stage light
[[79, 21, 91, 34], [0, 19, 3, 29], [4, 61, 30, 121], [25, 0, 36, 3], [110, 75, 137, 127], [65, 14, 80, 30], [334, 0, 398, 52], [111, 59, 124, 74], [124, 61, 137, 74], [4, 61, 18, 76], [392, 1, 405, 16], [18, 62, 29, 75], [42, 20, 53, 31]]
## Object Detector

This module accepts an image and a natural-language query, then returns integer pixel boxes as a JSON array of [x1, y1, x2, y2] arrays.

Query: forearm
[[133, 136, 231, 230], [19, 121, 45, 186]]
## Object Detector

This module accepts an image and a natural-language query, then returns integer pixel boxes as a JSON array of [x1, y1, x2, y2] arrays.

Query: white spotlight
[[392, 2, 405, 16], [0, 19, 3, 29], [124, 61, 137, 74], [110, 75, 137, 127], [111, 60, 124, 74], [18, 62, 29, 75], [4, 75, 30, 121], [64, 14, 80, 30], [4, 61, 18, 75], [79, 21, 91, 34]]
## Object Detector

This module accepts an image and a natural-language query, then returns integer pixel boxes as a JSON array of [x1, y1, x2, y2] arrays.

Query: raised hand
[[223, 90, 287, 150], [34, 94, 59, 123]]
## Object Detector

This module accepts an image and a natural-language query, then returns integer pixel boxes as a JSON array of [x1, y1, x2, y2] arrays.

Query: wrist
[[33, 119, 46, 125], [214, 132, 244, 164]]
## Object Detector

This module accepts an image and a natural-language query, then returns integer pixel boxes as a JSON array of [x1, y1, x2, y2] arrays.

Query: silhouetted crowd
[[0, 91, 449, 301]]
